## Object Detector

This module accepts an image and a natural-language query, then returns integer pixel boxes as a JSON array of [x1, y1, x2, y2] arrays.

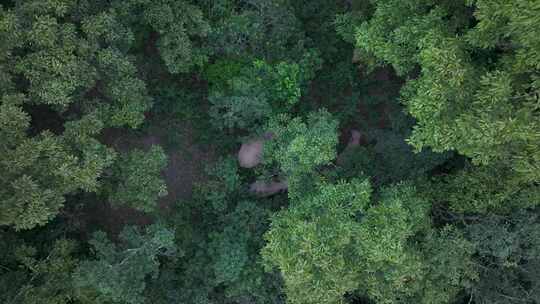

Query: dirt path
[[158, 138, 215, 211]]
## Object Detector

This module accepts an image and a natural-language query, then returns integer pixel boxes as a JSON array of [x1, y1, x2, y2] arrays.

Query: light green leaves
[[264, 179, 476, 304], [355, 0, 540, 184], [265, 109, 339, 177], [0, 96, 116, 230], [262, 179, 372, 304], [107, 146, 168, 213], [207, 51, 322, 131]]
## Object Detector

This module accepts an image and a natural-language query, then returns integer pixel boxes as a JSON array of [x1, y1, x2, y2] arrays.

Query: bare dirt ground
[[81, 123, 215, 237], [79, 65, 401, 237]]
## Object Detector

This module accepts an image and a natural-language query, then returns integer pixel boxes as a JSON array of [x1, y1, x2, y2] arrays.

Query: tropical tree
[[74, 224, 176, 304], [355, 0, 540, 184], [0, 95, 116, 230], [106, 146, 168, 213], [0, 238, 79, 304], [263, 180, 476, 304]]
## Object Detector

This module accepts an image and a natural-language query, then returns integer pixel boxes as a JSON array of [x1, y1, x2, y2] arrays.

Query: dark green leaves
[[74, 224, 176, 304]]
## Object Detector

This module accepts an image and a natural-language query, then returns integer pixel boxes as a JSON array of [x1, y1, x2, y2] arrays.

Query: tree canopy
[[1, 1, 539, 304]]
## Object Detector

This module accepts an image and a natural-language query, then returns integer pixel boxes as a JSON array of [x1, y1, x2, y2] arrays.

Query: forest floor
[[81, 66, 402, 237], [82, 121, 216, 237], [356, 67, 402, 129]]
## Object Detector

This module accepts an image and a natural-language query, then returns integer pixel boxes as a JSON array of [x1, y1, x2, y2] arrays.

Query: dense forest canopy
[[1, 0, 539, 303]]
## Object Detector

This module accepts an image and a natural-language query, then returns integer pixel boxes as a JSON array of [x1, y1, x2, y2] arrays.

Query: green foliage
[[2, 2, 539, 304], [164, 157, 284, 304], [163, 200, 217, 304], [355, 0, 540, 183], [265, 109, 339, 177], [338, 130, 452, 185], [207, 60, 273, 131], [426, 164, 540, 214], [95, 47, 153, 129], [13, 13, 96, 107], [209, 93, 272, 131], [264, 180, 477, 304], [147, 82, 218, 149], [467, 0, 540, 74], [355, 183, 430, 303], [0, 95, 116, 230], [291, 0, 353, 64], [466, 210, 540, 304], [142, 0, 211, 74], [208, 201, 280, 303], [107, 146, 168, 213], [255, 60, 302, 105], [262, 179, 371, 304], [418, 226, 478, 304], [74, 224, 176, 304], [2, 239, 79, 304], [205, 0, 306, 61], [262, 49, 323, 105], [335, 7, 371, 45], [208, 51, 322, 131], [356, 184, 475, 304], [203, 58, 245, 91], [0, 0, 155, 129], [81, 8, 135, 50], [197, 156, 242, 213]]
